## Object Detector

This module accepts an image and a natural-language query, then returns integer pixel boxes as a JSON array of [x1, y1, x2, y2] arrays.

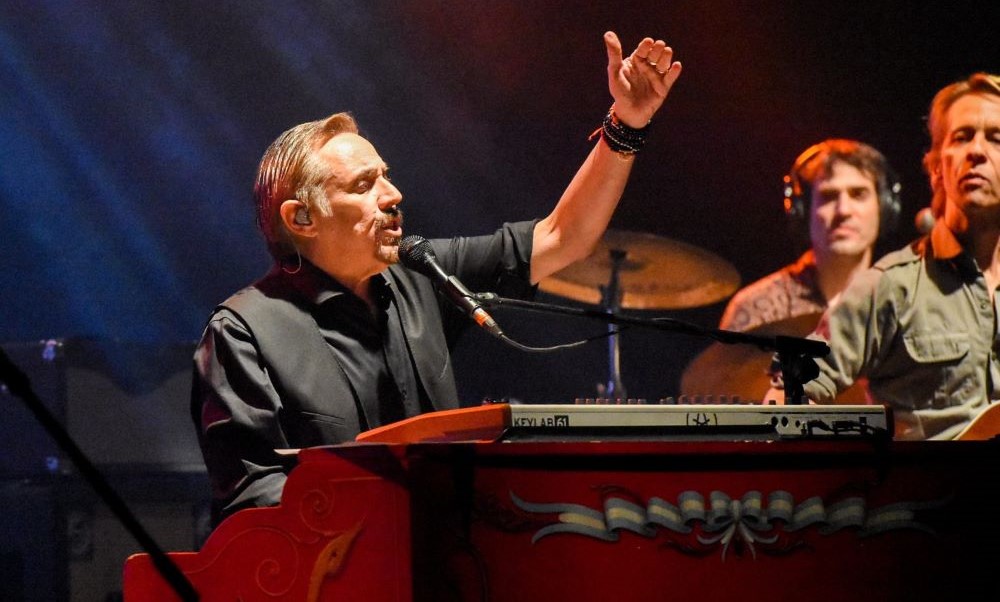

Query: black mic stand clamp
[[774, 336, 821, 405]]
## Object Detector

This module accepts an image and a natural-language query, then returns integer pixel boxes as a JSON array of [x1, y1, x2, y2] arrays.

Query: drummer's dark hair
[[782, 139, 901, 250]]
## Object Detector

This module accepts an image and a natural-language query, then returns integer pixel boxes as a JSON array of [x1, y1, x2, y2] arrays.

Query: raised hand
[[604, 31, 682, 128]]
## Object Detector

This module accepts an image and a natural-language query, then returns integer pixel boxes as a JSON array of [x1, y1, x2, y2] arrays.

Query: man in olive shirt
[[795, 73, 1000, 440]]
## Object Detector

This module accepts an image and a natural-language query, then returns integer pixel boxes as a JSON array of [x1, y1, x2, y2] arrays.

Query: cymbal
[[680, 312, 868, 403], [538, 230, 740, 310]]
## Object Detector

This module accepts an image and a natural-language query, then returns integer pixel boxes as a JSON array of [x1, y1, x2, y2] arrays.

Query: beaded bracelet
[[589, 105, 651, 155]]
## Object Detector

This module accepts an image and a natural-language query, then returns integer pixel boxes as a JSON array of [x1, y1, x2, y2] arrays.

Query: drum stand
[[537, 229, 742, 402]]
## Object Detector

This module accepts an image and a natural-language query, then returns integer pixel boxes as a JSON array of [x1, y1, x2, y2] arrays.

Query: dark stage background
[[3, 1, 999, 401], [1, 1, 998, 599]]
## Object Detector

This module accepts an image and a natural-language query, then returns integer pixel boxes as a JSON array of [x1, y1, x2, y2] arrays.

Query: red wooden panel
[[124, 439, 1000, 601]]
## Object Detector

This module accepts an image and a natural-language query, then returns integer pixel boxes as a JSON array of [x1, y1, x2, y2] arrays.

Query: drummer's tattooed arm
[[530, 31, 682, 284]]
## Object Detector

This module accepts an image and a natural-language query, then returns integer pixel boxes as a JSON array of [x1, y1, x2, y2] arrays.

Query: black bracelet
[[589, 106, 651, 155]]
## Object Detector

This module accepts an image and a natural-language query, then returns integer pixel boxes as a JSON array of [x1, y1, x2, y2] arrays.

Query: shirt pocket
[[901, 332, 972, 410], [902, 332, 970, 364]]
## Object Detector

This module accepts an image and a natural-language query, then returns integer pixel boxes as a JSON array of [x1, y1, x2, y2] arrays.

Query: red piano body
[[124, 404, 1000, 600]]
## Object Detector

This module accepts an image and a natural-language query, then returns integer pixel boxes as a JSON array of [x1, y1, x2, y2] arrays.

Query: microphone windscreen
[[398, 235, 435, 271]]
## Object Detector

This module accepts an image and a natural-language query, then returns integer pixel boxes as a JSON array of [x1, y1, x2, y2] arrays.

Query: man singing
[[192, 32, 683, 522]]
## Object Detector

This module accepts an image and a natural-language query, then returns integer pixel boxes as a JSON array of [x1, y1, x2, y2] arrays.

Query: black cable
[[495, 329, 619, 353]]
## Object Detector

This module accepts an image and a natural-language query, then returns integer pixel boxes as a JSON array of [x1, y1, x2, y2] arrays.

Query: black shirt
[[305, 269, 426, 429], [192, 221, 537, 520]]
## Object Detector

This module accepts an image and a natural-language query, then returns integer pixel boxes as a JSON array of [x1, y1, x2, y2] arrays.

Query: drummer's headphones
[[782, 140, 902, 242]]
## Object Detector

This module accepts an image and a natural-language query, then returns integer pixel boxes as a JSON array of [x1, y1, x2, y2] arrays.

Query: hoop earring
[[281, 247, 303, 275]]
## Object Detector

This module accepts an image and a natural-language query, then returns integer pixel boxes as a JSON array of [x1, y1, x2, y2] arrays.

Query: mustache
[[375, 207, 403, 227]]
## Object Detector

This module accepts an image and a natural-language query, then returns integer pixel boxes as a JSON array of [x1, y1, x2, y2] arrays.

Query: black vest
[[219, 264, 459, 446]]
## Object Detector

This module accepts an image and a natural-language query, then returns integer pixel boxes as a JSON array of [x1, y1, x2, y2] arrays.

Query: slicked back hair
[[253, 112, 359, 259]]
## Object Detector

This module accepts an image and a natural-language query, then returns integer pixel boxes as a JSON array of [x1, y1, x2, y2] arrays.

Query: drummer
[[719, 139, 900, 333]]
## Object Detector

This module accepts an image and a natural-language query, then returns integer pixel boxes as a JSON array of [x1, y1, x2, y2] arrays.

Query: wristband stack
[[589, 105, 651, 155]]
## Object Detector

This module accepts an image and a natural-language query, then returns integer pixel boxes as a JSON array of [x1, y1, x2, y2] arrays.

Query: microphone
[[915, 207, 935, 235], [398, 235, 505, 338]]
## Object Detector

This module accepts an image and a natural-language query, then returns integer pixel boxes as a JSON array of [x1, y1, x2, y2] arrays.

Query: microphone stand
[[476, 294, 827, 405], [601, 249, 628, 400], [0, 347, 199, 601]]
